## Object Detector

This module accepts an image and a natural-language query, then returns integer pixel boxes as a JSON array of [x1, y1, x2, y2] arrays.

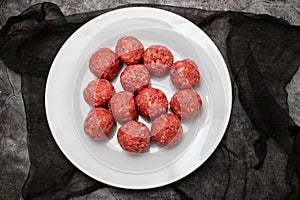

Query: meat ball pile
[[83, 35, 202, 153]]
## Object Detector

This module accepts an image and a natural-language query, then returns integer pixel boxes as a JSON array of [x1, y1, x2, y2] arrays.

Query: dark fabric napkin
[[1, 2, 300, 199]]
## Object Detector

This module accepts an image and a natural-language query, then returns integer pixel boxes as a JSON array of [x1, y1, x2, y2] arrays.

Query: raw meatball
[[83, 78, 114, 107], [115, 36, 144, 64], [170, 89, 202, 119], [84, 107, 114, 140], [151, 114, 183, 146], [89, 48, 121, 80], [170, 59, 200, 89], [117, 120, 150, 153], [143, 45, 174, 76], [135, 88, 168, 120], [108, 91, 137, 123], [120, 64, 150, 94]]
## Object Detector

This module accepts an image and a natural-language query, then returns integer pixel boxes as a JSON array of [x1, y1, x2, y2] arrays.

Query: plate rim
[[45, 6, 232, 189]]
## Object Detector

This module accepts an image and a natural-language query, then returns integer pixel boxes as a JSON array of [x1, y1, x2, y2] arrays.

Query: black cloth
[[0, 2, 299, 199]]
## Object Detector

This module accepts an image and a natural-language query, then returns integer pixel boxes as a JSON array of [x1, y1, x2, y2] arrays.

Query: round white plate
[[45, 7, 232, 189]]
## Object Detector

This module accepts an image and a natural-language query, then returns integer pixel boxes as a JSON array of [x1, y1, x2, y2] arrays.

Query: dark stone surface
[[286, 68, 300, 126], [1, 0, 299, 27], [0, 59, 29, 199], [0, 2, 299, 200]]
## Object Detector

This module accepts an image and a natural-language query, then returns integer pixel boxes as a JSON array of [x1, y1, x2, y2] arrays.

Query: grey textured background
[[0, 0, 299, 199]]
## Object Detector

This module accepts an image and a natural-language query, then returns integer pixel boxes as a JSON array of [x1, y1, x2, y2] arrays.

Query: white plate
[[45, 7, 232, 189]]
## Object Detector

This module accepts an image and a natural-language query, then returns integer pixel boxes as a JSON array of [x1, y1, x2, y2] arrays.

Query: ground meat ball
[[120, 64, 150, 94], [117, 121, 150, 153], [151, 114, 183, 146], [89, 48, 121, 80], [135, 88, 168, 120], [108, 91, 137, 123], [84, 107, 114, 140], [83, 78, 114, 107], [115, 36, 144, 64], [143, 45, 174, 76], [170, 59, 200, 89], [170, 89, 202, 119]]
